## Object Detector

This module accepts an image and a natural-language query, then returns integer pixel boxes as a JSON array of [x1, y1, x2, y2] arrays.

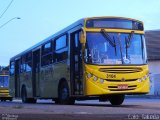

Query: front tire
[[58, 81, 75, 105], [109, 94, 125, 105]]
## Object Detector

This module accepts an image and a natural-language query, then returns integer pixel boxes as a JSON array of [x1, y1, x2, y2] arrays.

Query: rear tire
[[109, 94, 125, 105], [21, 87, 37, 103], [28, 98, 37, 103], [54, 98, 60, 104], [58, 81, 75, 105], [21, 87, 29, 103]]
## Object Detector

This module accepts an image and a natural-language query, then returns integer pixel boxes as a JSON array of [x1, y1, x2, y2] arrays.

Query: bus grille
[[99, 67, 142, 74], [105, 79, 138, 82], [108, 85, 137, 91]]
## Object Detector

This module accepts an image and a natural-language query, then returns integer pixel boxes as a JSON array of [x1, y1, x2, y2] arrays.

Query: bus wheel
[[58, 81, 75, 105], [28, 98, 37, 103], [21, 87, 29, 103], [109, 94, 125, 105], [54, 98, 60, 104]]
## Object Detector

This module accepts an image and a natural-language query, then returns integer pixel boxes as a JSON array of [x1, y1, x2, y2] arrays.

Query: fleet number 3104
[[106, 74, 116, 78]]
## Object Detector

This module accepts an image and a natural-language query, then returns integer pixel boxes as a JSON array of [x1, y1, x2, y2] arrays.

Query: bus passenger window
[[21, 56, 26, 73], [10, 61, 15, 75], [54, 35, 68, 62], [41, 42, 53, 66], [25, 52, 32, 72]]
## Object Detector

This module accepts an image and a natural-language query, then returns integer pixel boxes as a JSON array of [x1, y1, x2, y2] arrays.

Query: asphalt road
[[0, 98, 160, 120]]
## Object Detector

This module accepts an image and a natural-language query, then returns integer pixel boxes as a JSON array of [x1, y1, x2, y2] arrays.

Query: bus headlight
[[143, 75, 148, 80], [93, 76, 98, 81], [138, 74, 149, 82], [87, 73, 92, 78], [100, 79, 104, 83]]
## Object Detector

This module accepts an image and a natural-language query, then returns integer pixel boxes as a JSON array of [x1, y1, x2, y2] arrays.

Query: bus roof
[[84, 16, 143, 23], [10, 18, 85, 61], [10, 16, 143, 61]]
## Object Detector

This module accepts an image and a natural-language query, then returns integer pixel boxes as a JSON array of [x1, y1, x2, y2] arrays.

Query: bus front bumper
[[85, 78, 150, 96]]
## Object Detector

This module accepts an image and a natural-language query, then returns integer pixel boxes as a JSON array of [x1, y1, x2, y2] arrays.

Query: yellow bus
[[0, 73, 12, 101], [9, 16, 150, 105]]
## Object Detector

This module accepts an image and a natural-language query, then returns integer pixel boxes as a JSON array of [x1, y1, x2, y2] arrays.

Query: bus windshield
[[0, 76, 9, 88], [85, 32, 147, 65]]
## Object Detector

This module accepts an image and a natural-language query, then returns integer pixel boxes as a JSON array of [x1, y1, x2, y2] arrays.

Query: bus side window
[[41, 41, 53, 66], [10, 61, 15, 76], [54, 35, 68, 62], [21, 55, 26, 73], [25, 52, 32, 72]]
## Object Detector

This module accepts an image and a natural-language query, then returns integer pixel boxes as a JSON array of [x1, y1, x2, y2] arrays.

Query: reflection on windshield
[[0, 76, 9, 87], [85, 32, 147, 65]]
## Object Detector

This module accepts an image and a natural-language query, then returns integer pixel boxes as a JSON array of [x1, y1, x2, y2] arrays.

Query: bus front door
[[32, 49, 40, 97], [70, 31, 83, 95]]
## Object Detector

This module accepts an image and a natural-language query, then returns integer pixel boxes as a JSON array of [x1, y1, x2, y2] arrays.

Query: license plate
[[118, 84, 128, 89]]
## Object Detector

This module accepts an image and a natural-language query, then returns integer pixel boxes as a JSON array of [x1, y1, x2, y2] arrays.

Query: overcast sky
[[0, 0, 160, 66]]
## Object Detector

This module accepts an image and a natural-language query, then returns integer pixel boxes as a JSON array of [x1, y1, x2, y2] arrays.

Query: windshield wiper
[[100, 29, 116, 47], [101, 29, 117, 56], [125, 31, 134, 59], [125, 31, 134, 48]]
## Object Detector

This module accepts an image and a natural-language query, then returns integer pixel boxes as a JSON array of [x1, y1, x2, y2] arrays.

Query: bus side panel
[[40, 65, 55, 98], [53, 62, 70, 97], [20, 72, 33, 98], [40, 63, 69, 98]]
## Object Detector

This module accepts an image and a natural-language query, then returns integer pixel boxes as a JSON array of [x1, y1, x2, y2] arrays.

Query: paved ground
[[0, 98, 160, 120]]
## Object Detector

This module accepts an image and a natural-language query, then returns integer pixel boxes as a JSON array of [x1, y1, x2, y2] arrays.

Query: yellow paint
[[84, 28, 144, 34], [84, 64, 150, 96], [0, 89, 11, 97], [84, 16, 143, 24]]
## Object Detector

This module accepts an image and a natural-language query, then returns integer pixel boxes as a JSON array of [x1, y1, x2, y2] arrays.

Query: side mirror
[[80, 28, 86, 44]]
